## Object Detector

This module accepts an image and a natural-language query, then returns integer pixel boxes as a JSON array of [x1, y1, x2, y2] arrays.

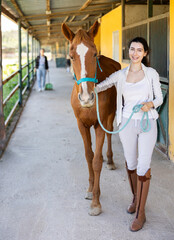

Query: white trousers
[[119, 118, 157, 176]]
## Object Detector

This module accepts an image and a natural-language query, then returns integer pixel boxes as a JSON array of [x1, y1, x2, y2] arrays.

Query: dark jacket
[[36, 55, 49, 70]]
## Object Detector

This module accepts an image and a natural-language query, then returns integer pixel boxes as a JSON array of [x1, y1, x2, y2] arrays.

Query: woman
[[35, 48, 49, 91], [95, 37, 163, 231]]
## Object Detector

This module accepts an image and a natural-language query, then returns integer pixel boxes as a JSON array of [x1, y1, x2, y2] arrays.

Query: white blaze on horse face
[[76, 43, 90, 103]]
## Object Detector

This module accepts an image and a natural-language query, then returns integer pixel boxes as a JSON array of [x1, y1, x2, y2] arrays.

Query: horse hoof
[[107, 163, 116, 170], [89, 207, 102, 216], [85, 192, 93, 200]]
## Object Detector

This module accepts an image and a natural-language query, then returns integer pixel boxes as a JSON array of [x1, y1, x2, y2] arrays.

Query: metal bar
[[22, 63, 28, 69], [3, 84, 19, 107], [2, 70, 19, 85], [22, 74, 28, 83], [27, 30, 30, 89], [22, 85, 28, 95], [122, 12, 169, 30], [0, 1, 6, 146], [121, 0, 125, 27], [148, 0, 153, 18], [31, 36, 34, 81], [5, 99, 19, 126], [29, 60, 35, 64], [18, 20, 22, 106]]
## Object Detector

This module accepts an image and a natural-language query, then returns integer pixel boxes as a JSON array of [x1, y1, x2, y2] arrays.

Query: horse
[[62, 21, 121, 216]]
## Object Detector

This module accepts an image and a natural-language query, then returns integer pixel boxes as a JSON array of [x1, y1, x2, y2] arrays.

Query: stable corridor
[[0, 61, 174, 240]]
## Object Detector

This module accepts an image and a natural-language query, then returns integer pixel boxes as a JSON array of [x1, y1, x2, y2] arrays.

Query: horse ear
[[87, 21, 100, 39], [61, 23, 75, 42]]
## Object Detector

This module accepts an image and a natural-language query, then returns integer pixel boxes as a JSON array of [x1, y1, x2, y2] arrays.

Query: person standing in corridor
[[35, 48, 49, 92], [95, 37, 163, 231]]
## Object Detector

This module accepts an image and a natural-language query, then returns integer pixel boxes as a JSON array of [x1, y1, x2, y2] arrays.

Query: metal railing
[[2, 59, 36, 126]]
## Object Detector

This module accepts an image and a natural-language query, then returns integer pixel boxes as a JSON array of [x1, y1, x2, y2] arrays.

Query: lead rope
[[94, 58, 151, 134]]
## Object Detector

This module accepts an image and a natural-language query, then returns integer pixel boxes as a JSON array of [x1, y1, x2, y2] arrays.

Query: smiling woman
[[95, 36, 163, 232]]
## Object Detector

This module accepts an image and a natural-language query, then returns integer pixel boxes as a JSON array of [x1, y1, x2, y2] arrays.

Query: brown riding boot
[[125, 162, 137, 214], [130, 169, 151, 232]]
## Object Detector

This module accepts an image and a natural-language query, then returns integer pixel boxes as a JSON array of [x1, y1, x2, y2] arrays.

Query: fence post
[[18, 20, 22, 106], [0, 1, 6, 150], [27, 30, 30, 89], [32, 36, 34, 81]]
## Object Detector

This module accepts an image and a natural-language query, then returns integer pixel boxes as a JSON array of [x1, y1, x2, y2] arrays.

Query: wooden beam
[[90, 1, 120, 7], [1, 6, 18, 22], [21, 7, 111, 21], [38, 34, 61, 38], [1, 6, 29, 30], [46, 0, 51, 12], [63, 16, 69, 23], [33, 25, 78, 33], [28, 20, 94, 29], [34, 31, 61, 36], [69, 15, 76, 22], [33, 29, 60, 35], [46, 1, 51, 37], [82, 14, 90, 21], [80, 0, 93, 11], [10, 0, 30, 27]]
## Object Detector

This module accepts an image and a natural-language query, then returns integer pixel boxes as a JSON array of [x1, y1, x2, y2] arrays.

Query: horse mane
[[72, 29, 92, 44]]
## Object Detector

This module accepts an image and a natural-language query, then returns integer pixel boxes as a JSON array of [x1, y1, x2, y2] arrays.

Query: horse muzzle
[[78, 92, 95, 108]]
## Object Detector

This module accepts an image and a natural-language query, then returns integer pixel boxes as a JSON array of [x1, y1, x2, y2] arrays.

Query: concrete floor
[[0, 61, 174, 240]]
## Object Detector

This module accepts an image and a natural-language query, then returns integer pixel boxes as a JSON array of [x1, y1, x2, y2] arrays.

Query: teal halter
[[74, 56, 151, 133], [74, 57, 102, 85]]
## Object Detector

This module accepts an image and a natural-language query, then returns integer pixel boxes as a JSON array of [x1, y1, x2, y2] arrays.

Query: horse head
[[62, 21, 100, 108]]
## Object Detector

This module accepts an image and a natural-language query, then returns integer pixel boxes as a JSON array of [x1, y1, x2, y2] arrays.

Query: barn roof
[[1, 0, 169, 45]]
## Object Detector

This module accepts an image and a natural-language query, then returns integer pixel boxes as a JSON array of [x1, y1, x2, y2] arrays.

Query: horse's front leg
[[106, 113, 116, 170], [89, 125, 105, 216], [77, 119, 94, 200]]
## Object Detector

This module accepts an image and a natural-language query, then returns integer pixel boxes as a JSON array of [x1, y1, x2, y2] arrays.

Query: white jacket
[[96, 63, 163, 126]]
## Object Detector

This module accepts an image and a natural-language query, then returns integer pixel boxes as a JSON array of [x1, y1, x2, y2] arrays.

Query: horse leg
[[77, 119, 94, 200], [89, 125, 105, 216], [106, 113, 116, 170]]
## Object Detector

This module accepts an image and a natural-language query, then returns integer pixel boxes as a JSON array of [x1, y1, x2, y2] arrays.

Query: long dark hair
[[128, 37, 150, 67]]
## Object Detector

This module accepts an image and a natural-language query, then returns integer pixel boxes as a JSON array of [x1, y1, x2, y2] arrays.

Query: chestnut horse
[[62, 21, 121, 216]]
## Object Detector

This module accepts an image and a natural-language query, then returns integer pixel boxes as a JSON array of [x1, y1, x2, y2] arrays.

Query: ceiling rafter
[[10, 0, 30, 27], [20, 7, 111, 21], [46, 0, 51, 13], [46, 0, 51, 37], [32, 25, 78, 33], [28, 19, 95, 30], [2, 0, 121, 45], [63, 16, 69, 23], [81, 14, 90, 21], [38, 34, 60, 39], [80, 0, 93, 11], [69, 15, 76, 22], [1, 6, 18, 22]]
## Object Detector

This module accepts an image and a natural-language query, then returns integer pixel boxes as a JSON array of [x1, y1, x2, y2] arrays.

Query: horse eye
[[70, 55, 74, 60], [94, 53, 97, 57]]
